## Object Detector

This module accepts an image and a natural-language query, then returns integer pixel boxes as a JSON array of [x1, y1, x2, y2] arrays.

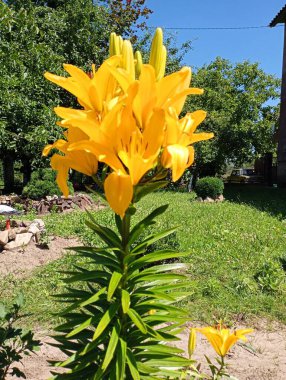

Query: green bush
[[195, 176, 224, 199], [22, 168, 73, 199]]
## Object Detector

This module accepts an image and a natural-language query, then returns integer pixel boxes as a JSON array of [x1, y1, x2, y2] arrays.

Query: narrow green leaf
[[64, 270, 110, 284], [145, 357, 193, 367], [107, 271, 122, 301], [133, 289, 176, 302], [101, 321, 120, 370], [127, 308, 147, 334], [137, 362, 159, 374], [121, 289, 130, 313], [133, 180, 168, 202], [128, 204, 169, 246], [93, 302, 119, 340], [131, 226, 179, 254], [85, 210, 122, 248], [135, 343, 184, 355], [80, 287, 107, 308], [131, 273, 186, 284], [126, 348, 140, 380], [66, 316, 93, 338], [116, 338, 127, 380], [58, 287, 106, 315], [129, 263, 187, 281], [129, 250, 188, 271]]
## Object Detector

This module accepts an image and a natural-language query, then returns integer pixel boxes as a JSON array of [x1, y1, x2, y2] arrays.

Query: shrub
[[22, 168, 73, 199], [195, 176, 224, 199]]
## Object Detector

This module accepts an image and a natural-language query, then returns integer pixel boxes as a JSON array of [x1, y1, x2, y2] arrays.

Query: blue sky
[[144, 0, 286, 77]]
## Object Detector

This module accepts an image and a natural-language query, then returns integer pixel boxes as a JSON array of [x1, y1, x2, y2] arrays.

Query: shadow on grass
[[224, 184, 286, 219]]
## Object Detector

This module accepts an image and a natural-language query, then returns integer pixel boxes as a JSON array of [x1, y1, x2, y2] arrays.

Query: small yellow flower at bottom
[[196, 325, 253, 357]]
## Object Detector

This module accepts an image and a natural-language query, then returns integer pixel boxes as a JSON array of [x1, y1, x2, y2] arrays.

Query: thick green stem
[[119, 212, 132, 331], [121, 213, 131, 251]]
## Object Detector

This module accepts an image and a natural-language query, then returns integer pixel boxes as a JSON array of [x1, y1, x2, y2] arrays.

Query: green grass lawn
[[1, 185, 286, 329]]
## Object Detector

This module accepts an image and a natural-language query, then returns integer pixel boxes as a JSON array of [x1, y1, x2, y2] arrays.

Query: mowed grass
[[1, 186, 286, 329]]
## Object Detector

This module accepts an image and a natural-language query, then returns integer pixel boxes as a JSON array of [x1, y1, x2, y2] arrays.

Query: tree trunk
[[22, 158, 32, 186], [2, 155, 15, 194]]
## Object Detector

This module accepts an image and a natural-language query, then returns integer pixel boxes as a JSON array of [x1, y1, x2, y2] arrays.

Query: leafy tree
[[0, 3, 63, 191], [0, 0, 151, 192], [186, 57, 280, 177], [98, 0, 152, 39]]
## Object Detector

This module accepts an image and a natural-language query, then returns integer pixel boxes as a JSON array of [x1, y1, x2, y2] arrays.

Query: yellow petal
[[63, 64, 91, 90], [68, 140, 125, 173], [134, 65, 157, 127], [50, 154, 70, 197], [68, 150, 98, 176], [44, 72, 93, 109], [42, 144, 53, 156], [108, 65, 132, 93], [104, 171, 133, 218], [196, 327, 224, 357], [156, 67, 191, 111], [43, 139, 68, 156], [161, 144, 190, 182], [143, 108, 165, 157], [185, 110, 207, 134], [221, 335, 239, 357]]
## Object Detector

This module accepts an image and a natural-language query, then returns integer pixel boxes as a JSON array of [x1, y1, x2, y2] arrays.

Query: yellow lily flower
[[43, 127, 98, 197], [162, 110, 214, 181], [196, 325, 253, 357], [43, 28, 213, 217], [44, 56, 121, 113], [67, 83, 165, 216]]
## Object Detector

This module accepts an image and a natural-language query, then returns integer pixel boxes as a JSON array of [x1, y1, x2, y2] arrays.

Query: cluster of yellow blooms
[[43, 28, 213, 217]]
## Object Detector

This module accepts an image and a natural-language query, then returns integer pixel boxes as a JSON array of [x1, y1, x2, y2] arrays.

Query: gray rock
[[14, 227, 28, 234], [8, 229, 16, 241], [28, 224, 40, 235], [5, 232, 33, 250], [0, 230, 9, 246], [22, 220, 32, 227], [32, 219, 45, 230]]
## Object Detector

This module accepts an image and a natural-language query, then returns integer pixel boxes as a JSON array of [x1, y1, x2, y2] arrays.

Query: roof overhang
[[270, 4, 286, 27]]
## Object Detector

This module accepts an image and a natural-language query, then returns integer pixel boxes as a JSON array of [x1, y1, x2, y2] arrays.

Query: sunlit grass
[[1, 187, 286, 328]]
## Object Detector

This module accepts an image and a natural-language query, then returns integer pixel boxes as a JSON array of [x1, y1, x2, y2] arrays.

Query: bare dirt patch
[[0, 237, 79, 277]]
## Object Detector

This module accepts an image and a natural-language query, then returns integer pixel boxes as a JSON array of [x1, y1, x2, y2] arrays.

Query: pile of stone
[[31, 193, 94, 214], [0, 193, 97, 215], [0, 195, 21, 206], [0, 219, 45, 252]]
